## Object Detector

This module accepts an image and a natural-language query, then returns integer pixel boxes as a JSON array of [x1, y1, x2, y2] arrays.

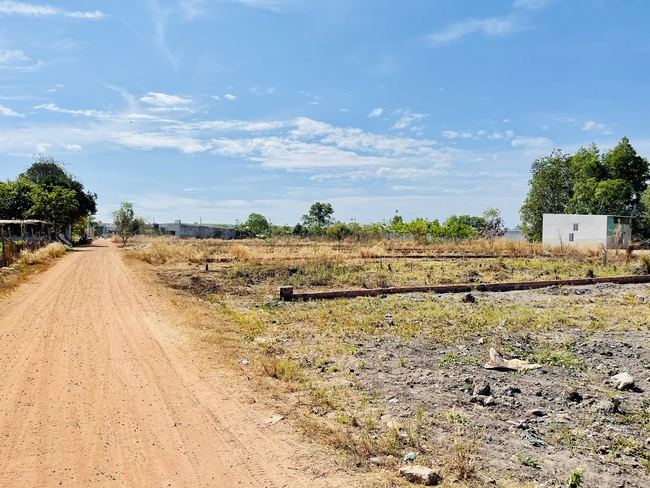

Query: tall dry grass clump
[[16, 242, 67, 265], [128, 238, 213, 265]]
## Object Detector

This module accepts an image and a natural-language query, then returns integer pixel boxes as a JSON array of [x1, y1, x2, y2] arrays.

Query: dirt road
[[0, 243, 346, 487]]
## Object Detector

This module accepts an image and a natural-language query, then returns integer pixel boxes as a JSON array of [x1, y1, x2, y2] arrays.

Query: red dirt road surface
[[0, 243, 347, 487]]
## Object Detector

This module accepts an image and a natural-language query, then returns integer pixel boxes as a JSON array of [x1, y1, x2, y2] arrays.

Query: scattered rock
[[594, 398, 619, 415], [522, 433, 546, 447], [398, 465, 442, 486], [529, 409, 546, 417], [461, 293, 476, 303], [566, 390, 583, 403], [473, 382, 491, 397], [611, 372, 635, 390]]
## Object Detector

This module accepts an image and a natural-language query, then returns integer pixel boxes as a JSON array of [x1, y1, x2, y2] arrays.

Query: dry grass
[[16, 242, 67, 265], [122, 236, 650, 486]]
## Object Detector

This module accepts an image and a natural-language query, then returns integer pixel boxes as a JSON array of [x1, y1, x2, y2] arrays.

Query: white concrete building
[[159, 220, 236, 239], [542, 214, 632, 249]]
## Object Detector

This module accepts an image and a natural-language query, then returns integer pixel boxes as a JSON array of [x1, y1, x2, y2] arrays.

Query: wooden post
[[1, 225, 6, 268], [279, 286, 294, 301]]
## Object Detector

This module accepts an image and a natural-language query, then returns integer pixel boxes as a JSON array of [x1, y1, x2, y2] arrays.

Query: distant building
[[159, 220, 236, 239], [542, 214, 632, 249], [503, 227, 525, 241]]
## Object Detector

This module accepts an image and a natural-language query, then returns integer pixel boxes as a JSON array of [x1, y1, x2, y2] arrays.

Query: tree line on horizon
[[5, 138, 648, 247], [233, 203, 506, 243]]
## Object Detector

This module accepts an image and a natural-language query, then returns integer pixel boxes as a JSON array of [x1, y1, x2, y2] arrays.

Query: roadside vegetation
[[0, 242, 68, 295], [123, 235, 650, 487]]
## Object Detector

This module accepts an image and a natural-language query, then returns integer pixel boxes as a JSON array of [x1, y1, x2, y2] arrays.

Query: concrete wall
[[161, 221, 236, 240], [542, 214, 632, 249]]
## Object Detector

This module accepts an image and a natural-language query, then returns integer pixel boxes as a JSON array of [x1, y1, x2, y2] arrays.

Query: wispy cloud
[[368, 108, 383, 118], [427, 16, 524, 45], [391, 109, 428, 130], [224, 93, 237, 101], [0, 1, 104, 19], [425, 0, 552, 46], [0, 49, 28, 63], [441, 130, 473, 140], [33, 103, 110, 118], [511, 136, 552, 151], [140, 92, 193, 107], [0, 104, 24, 117], [582, 120, 612, 135]]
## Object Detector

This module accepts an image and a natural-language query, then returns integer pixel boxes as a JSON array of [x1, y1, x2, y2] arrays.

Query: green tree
[[326, 221, 351, 242], [602, 136, 649, 210], [240, 213, 270, 238], [28, 185, 79, 233], [520, 149, 574, 241], [112, 202, 140, 246], [19, 156, 97, 226], [440, 215, 480, 239], [301, 202, 334, 235], [0, 178, 36, 220]]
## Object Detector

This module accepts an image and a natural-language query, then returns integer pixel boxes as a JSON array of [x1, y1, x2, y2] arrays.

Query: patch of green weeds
[[565, 465, 584, 488], [530, 342, 586, 370], [444, 406, 467, 425], [514, 453, 543, 468], [439, 352, 475, 367], [260, 356, 304, 382]]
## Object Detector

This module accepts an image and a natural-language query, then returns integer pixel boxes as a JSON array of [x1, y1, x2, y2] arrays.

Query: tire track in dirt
[[0, 243, 349, 487]]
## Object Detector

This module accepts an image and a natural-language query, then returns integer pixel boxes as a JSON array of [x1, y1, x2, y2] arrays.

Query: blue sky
[[1, 0, 649, 228]]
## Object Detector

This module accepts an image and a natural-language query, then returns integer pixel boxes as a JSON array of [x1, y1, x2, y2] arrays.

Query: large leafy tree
[[519, 149, 574, 241], [28, 185, 79, 233], [238, 212, 271, 238], [0, 178, 36, 220], [19, 156, 97, 224], [520, 138, 650, 241], [301, 202, 334, 235]]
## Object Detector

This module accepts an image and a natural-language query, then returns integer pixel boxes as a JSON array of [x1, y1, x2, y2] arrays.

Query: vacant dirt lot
[[0, 242, 350, 487], [129, 238, 650, 487]]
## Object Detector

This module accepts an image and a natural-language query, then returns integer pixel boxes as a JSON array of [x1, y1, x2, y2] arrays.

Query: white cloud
[[441, 130, 473, 140], [488, 130, 515, 140], [249, 86, 276, 96], [582, 120, 612, 135], [140, 92, 192, 107], [61, 143, 82, 151], [392, 109, 428, 130], [0, 104, 24, 117], [368, 108, 383, 118], [0, 1, 104, 19], [111, 131, 212, 154], [0, 49, 28, 63], [224, 93, 237, 101], [33, 103, 110, 118], [511, 136, 552, 151], [427, 16, 524, 45]]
